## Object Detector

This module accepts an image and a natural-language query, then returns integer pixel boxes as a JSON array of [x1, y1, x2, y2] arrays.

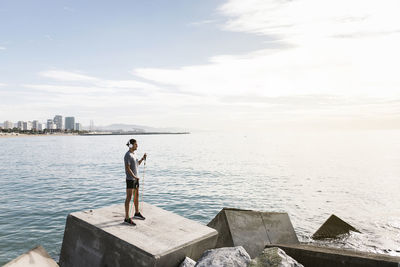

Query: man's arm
[[138, 153, 147, 165], [125, 163, 139, 180]]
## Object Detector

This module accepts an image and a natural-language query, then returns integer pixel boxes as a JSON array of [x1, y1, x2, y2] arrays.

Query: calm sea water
[[0, 130, 399, 264]]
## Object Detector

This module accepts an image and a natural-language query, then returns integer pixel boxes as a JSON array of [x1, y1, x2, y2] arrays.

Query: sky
[[1, 0, 400, 131]]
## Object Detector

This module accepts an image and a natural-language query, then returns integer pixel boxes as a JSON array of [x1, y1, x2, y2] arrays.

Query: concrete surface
[[4, 246, 59, 267], [266, 244, 400, 267], [207, 208, 299, 258], [59, 203, 218, 267], [312, 214, 360, 240]]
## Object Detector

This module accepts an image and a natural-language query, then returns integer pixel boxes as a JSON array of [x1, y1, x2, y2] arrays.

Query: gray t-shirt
[[124, 151, 139, 181]]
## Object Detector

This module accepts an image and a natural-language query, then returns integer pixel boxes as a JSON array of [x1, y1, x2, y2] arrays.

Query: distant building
[[17, 121, 24, 130], [53, 115, 63, 130], [3, 121, 13, 129], [47, 119, 54, 131], [75, 123, 82, 131], [38, 123, 46, 131], [65, 117, 75, 131], [23, 121, 32, 131], [32, 120, 39, 131]]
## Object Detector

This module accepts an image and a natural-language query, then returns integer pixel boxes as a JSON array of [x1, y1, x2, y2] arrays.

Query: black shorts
[[126, 179, 139, 189]]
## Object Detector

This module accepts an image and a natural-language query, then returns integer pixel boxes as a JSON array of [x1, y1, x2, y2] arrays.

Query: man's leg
[[134, 188, 139, 213], [125, 188, 133, 219], [132, 181, 145, 220]]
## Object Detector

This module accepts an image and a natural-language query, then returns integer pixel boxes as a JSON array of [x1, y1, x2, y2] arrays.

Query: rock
[[249, 247, 303, 267], [4, 246, 59, 267], [312, 214, 360, 240], [195, 246, 251, 267], [207, 208, 299, 258], [180, 257, 196, 267]]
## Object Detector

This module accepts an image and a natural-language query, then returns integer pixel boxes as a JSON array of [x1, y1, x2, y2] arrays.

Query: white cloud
[[23, 84, 112, 94], [189, 19, 219, 26], [38, 70, 160, 92], [219, 0, 400, 42], [39, 70, 99, 82], [134, 0, 400, 99], [0, 46, 6, 50], [0, 83, 6, 87]]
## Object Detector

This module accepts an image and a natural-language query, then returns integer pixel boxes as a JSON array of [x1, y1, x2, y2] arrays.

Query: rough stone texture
[[4, 246, 59, 267], [265, 244, 400, 267], [179, 257, 196, 267], [312, 214, 360, 239], [59, 203, 218, 267], [207, 208, 299, 258], [249, 247, 304, 267], [195, 246, 251, 267]]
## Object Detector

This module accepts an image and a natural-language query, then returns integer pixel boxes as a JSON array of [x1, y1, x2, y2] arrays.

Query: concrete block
[[4, 246, 59, 267], [59, 203, 218, 267], [207, 208, 299, 258], [266, 244, 400, 267], [312, 214, 360, 240]]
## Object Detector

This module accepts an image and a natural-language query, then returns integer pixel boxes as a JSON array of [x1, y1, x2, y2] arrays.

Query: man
[[124, 138, 147, 225]]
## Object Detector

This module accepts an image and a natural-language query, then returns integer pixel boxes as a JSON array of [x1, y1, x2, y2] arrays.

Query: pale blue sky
[[1, 0, 399, 130]]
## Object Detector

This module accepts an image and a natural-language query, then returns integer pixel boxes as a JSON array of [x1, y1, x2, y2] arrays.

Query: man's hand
[[142, 153, 147, 161]]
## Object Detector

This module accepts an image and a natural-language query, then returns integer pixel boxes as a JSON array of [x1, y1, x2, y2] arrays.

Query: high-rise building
[[90, 120, 94, 132], [23, 121, 32, 131], [65, 117, 75, 131], [32, 120, 39, 131], [53, 115, 63, 130], [17, 121, 24, 130], [3, 121, 13, 129], [76, 123, 83, 131], [38, 123, 45, 131], [47, 119, 54, 131], [75, 123, 82, 131]]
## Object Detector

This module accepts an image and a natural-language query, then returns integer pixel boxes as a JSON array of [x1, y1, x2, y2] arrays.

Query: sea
[[0, 130, 399, 265]]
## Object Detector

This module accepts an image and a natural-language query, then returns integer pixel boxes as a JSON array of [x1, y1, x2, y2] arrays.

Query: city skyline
[[2, 114, 82, 131], [1, 0, 400, 131]]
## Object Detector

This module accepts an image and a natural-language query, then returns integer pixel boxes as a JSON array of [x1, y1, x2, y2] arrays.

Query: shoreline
[[0, 132, 190, 138], [0, 133, 79, 138]]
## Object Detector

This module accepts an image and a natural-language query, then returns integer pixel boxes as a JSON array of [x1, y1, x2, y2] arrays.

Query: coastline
[[0, 132, 190, 138], [0, 133, 79, 138]]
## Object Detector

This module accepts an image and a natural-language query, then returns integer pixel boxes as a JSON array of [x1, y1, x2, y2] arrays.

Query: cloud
[[189, 19, 219, 26], [218, 0, 400, 43], [0, 83, 6, 87], [39, 70, 99, 82], [133, 0, 400, 100], [0, 46, 6, 50], [38, 70, 160, 91], [23, 84, 113, 95]]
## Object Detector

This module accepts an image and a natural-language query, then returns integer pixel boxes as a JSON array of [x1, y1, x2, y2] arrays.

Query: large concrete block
[[312, 214, 360, 240], [59, 203, 218, 267], [266, 244, 400, 267], [207, 208, 299, 258], [4, 246, 59, 267]]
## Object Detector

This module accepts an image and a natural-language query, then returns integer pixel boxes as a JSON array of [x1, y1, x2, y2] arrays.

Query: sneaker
[[133, 212, 146, 220], [124, 218, 136, 226]]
